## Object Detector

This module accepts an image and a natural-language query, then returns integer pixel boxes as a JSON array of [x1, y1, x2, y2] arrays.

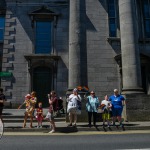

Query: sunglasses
[[91, 93, 95, 94]]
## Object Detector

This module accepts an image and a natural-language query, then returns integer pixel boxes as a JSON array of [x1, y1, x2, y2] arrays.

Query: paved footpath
[[2, 109, 150, 133]]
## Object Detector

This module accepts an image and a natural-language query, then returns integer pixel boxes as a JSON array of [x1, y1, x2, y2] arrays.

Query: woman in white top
[[67, 88, 81, 127]]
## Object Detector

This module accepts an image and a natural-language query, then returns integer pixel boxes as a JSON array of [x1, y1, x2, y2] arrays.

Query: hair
[[104, 95, 108, 100], [114, 89, 118, 92], [73, 88, 78, 93], [31, 91, 36, 97], [90, 91, 95, 94], [25, 94, 31, 98], [38, 102, 42, 105], [50, 91, 56, 95], [0, 88, 3, 93]]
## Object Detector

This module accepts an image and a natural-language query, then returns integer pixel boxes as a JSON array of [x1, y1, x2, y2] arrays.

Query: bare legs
[[68, 113, 77, 126], [23, 113, 33, 128], [113, 116, 123, 127]]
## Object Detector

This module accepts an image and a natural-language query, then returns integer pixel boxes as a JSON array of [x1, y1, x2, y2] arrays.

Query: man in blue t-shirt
[[109, 89, 125, 127]]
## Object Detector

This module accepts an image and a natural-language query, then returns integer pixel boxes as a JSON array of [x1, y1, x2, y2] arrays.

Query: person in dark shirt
[[0, 88, 6, 122]]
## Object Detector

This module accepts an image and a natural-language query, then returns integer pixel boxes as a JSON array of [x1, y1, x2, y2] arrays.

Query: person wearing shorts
[[101, 95, 112, 127], [46, 91, 58, 133], [109, 89, 125, 127], [0, 88, 6, 122], [67, 88, 81, 127]]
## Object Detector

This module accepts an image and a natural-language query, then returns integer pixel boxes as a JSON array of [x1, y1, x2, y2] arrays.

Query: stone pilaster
[[1, 9, 16, 100], [119, 0, 143, 93], [68, 0, 87, 89]]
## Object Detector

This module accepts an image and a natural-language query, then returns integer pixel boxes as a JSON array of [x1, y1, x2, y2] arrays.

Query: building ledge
[[24, 54, 60, 60], [107, 37, 120, 43], [139, 38, 150, 43]]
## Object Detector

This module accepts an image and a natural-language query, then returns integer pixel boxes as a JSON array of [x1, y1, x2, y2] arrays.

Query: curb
[[4, 125, 150, 133]]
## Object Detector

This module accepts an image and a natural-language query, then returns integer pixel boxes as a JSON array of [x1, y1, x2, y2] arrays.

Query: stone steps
[[3, 117, 65, 123]]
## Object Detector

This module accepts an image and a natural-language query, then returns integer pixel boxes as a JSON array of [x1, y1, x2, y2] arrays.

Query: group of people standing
[[22, 90, 58, 133], [0, 87, 125, 134], [86, 89, 125, 127], [67, 88, 125, 128]]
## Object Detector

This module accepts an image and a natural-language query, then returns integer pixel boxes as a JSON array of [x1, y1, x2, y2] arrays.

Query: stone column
[[68, 0, 87, 89], [119, 0, 143, 93]]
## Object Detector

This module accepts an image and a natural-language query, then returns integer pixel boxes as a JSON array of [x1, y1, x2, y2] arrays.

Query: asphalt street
[[1, 131, 150, 150]]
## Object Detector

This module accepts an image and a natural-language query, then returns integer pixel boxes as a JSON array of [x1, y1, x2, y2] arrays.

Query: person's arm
[[122, 99, 126, 106], [77, 95, 81, 101], [49, 98, 53, 104], [0, 100, 4, 103], [49, 97, 57, 105], [0, 95, 6, 103], [96, 97, 100, 108], [108, 101, 112, 108]]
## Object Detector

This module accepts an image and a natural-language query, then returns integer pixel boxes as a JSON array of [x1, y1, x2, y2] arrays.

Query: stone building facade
[[0, 0, 150, 121]]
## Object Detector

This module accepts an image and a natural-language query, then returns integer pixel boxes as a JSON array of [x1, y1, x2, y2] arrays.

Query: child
[[36, 102, 43, 128], [100, 95, 112, 127]]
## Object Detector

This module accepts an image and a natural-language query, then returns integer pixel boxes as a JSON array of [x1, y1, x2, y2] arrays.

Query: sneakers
[[48, 130, 55, 133], [113, 122, 116, 126], [119, 123, 123, 127], [37, 125, 42, 128]]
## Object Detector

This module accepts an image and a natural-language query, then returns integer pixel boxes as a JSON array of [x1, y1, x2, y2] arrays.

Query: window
[[142, 0, 150, 38], [108, 0, 118, 37], [35, 21, 52, 54], [0, 16, 5, 41]]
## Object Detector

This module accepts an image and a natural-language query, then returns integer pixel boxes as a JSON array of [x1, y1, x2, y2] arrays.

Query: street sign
[[0, 72, 12, 77]]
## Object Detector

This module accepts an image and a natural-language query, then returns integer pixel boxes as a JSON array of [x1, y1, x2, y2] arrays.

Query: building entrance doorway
[[33, 67, 52, 108]]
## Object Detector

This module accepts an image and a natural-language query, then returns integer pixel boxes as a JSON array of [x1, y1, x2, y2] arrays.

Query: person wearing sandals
[[86, 91, 100, 127], [67, 88, 81, 127]]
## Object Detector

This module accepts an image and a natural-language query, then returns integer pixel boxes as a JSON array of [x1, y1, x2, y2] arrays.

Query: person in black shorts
[[0, 88, 6, 122]]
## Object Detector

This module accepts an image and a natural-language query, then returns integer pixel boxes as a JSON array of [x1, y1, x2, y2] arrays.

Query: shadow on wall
[[98, 0, 108, 12]]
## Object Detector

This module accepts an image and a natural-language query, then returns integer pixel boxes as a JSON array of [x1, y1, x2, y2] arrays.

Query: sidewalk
[[2, 109, 150, 133]]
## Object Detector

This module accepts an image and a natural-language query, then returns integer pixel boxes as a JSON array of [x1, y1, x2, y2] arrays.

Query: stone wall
[[2, 0, 69, 107], [86, 0, 121, 99], [125, 94, 150, 121]]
